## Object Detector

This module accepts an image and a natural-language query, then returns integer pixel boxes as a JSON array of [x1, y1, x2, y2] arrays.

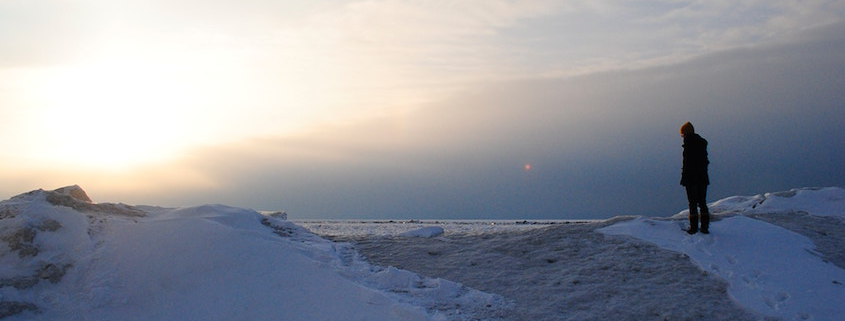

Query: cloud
[[5, 21, 843, 218], [652, 0, 845, 47], [151, 22, 845, 219], [2, 1, 843, 218], [265, 0, 568, 96], [0, 1, 101, 67]]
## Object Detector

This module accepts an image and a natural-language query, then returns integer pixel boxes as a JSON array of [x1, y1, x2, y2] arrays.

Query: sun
[[30, 59, 205, 170]]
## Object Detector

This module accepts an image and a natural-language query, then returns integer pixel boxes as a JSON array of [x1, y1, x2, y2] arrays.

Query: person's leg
[[685, 185, 699, 234], [698, 185, 710, 233]]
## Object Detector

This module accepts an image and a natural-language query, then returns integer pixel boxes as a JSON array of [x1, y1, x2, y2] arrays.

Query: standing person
[[680, 122, 710, 234]]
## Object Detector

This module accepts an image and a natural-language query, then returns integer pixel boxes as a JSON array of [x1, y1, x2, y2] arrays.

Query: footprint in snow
[[742, 270, 764, 287], [710, 263, 720, 272], [763, 292, 790, 310]]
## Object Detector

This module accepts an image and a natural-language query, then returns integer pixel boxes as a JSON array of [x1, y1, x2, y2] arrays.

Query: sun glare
[[31, 59, 204, 170]]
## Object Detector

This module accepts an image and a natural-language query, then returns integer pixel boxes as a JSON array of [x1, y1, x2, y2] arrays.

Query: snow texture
[[341, 219, 762, 320], [599, 216, 845, 320], [297, 220, 568, 237], [0, 187, 509, 321], [400, 227, 445, 238], [329, 187, 845, 320], [673, 187, 845, 218], [1, 185, 843, 320], [600, 187, 845, 320]]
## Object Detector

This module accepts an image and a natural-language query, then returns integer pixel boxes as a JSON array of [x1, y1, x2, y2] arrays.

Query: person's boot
[[687, 211, 699, 234], [700, 209, 710, 234]]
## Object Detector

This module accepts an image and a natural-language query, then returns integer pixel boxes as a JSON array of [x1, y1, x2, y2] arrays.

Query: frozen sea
[[299, 187, 845, 320], [301, 219, 763, 320], [1, 186, 843, 320]]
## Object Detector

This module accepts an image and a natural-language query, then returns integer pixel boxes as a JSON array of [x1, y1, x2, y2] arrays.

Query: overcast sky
[[1, 1, 843, 219]]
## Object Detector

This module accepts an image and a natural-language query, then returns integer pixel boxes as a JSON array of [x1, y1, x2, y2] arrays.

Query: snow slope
[[690, 187, 845, 218], [0, 186, 509, 320], [599, 187, 845, 320], [329, 187, 845, 320], [1, 185, 843, 320], [343, 219, 763, 320]]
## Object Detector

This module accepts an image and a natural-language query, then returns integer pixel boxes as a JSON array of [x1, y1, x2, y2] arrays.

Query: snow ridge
[[1, 185, 843, 320], [601, 187, 845, 321], [674, 187, 845, 218], [0, 186, 510, 320]]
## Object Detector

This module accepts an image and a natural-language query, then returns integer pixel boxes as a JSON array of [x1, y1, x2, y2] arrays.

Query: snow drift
[[400, 226, 445, 238], [0, 186, 508, 320], [1, 185, 843, 320], [321, 187, 845, 321], [600, 187, 845, 320]]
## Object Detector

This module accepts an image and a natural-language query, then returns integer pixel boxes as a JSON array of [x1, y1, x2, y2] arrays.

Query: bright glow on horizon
[[1, 0, 843, 213], [4, 0, 841, 172], [17, 54, 248, 171], [30, 60, 190, 168]]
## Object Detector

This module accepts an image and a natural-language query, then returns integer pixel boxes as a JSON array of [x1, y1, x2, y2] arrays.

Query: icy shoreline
[[0, 186, 510, 320], [1, 186, 843, 320], [296, 219, 597, 238], [331, 187, 845, 320], [341, 219, 763, 320]]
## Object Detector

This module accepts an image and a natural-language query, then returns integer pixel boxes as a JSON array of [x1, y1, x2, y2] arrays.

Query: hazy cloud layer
[[1, 2, 843, 219], [71, 22, 844, 219]]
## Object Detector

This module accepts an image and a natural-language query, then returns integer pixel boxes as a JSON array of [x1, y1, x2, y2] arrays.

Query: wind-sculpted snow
[[341, 219, 762, 320], [600, 216, 845, 320], [601, 187, 845, 321], [1, 185, 842, 320], [321, 187, 845, 320], [674, 187, 845, 218], [400, 226, 445, 238], [0, 186, 510, 320]]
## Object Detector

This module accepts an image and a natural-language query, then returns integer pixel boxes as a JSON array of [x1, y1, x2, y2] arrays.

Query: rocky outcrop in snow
[[51, 185, 92, 203], [0, 186, 146, 318]]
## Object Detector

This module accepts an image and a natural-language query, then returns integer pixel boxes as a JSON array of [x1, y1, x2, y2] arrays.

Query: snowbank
[[400, 226, 444, 238], [599, 216, 845, 320], [344, 187, 844, 320], [0, 186, 509, 320], [674, 187, 845, 218], [601, 187, 845, 320], [2, 185, 842, 320]]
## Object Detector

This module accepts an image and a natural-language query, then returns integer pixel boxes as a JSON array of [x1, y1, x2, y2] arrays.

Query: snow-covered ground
[[0, 186, 508, 320], [296, 219, 588, 238], [313, 187, 845, 320], [1, 186, 843, 320]]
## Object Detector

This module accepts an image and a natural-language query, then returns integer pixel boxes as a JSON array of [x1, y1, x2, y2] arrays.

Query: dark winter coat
[[681, 133, 709, 186]]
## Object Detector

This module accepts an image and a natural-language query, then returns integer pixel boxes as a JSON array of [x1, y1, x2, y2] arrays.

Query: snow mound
[[600, 187, 845, 321], [673, 187, 845, 218], [0, 186, 510, 320], [401, 226, 445, 238]]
